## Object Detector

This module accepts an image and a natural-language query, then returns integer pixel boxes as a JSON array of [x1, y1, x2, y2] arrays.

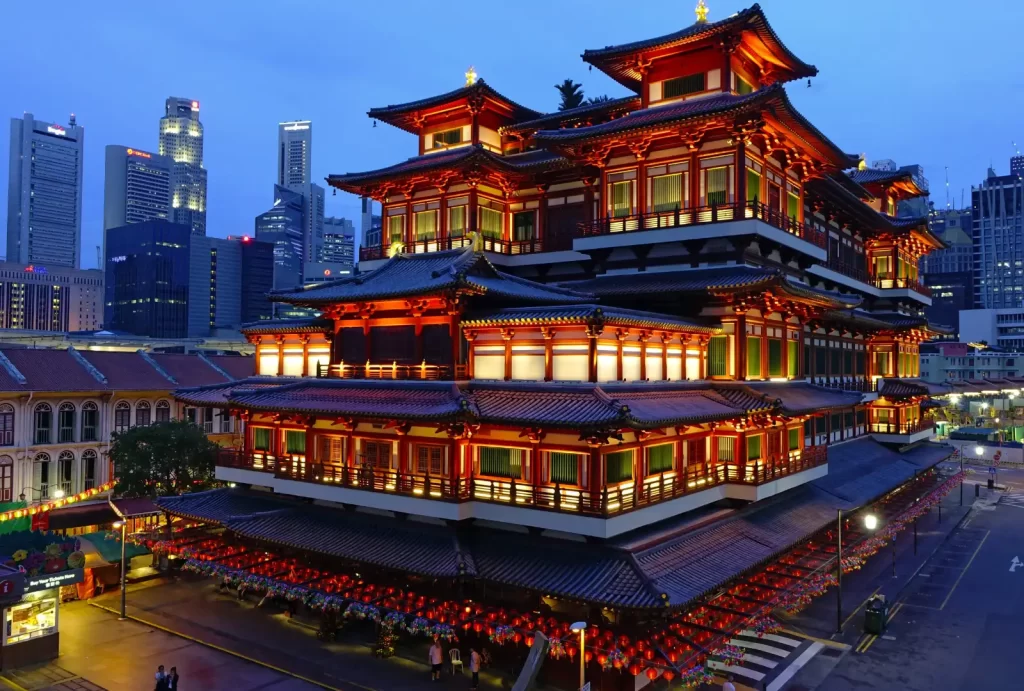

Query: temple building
[[167, 2, 952, 661]]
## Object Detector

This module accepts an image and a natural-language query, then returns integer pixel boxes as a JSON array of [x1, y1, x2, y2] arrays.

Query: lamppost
[[570, 622, 587, 690], [835, 509, 843, 634], [113, 520, 127, 620], [18, 487, 65, 502]]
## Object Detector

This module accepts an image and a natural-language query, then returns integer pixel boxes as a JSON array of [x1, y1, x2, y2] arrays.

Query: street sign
[[580, 683, 590, 691], [990, 467, 997, 474], [1011, 557, 1022, 573]]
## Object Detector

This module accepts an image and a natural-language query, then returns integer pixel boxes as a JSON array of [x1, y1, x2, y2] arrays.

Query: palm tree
[[587, 95, 614, 104], [555, 79, 585, 110]]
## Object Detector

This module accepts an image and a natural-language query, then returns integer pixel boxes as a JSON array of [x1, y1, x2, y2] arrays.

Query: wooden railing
[[823, 256, 871, 284], [219, 445, 829, 517], [872, 276, 932, 297], [359, 235, 544, 262], [869, 420, 932, 435], [574, 201, 828, 250], [316, 362, 468, 380], [807, 376, 877, 392]]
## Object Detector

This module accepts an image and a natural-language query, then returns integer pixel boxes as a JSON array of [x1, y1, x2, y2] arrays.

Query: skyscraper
[[304, 183, 325, 266], [158, 97, 207, 236], [972, 161, 1024, 308], [255, 185, 305, 292], [360, 196, 382, 256], [321, 216, 355, 267], [6, 113, 84, 268], [103, 145, 173, 231], [278, 121, 311, 189]]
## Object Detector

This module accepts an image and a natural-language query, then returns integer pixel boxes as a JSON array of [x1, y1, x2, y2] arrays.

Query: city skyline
[[1, 0, 1023, 268]]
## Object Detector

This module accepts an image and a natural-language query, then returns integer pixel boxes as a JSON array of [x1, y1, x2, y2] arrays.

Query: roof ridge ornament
[[695, 0, 709, 24], [465, 65, 478, 87]]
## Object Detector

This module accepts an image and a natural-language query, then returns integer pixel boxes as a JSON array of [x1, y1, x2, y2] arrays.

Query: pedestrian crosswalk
[[706, 629, 825, 691], [998, 492, 1024, 509]]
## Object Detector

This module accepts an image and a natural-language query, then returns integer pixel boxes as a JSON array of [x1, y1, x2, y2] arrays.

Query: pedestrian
[[469, 647, 481, 690], [154, 665, 167, 691], [723, 672, 736, 691], [428, 637, 443, 681], [166, 667, 179, 691]]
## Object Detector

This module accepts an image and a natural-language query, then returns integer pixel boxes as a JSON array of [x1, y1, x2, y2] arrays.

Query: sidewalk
[[1, 663, 104, 691]]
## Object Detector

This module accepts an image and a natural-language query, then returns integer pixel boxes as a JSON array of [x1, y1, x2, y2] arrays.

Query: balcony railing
[[575, 201, 828, 250], [823, 256, 871, 284], [869, 420, 932, 435], [359, 235, 544, 262], [807, 376, 877, 392], [219, 446, 829, 517], [316, 362, 468, 380], [872, 277, 932, 297]]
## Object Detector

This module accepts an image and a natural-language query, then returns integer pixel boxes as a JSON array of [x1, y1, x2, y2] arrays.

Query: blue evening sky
[[2, 0, 1022, 268]]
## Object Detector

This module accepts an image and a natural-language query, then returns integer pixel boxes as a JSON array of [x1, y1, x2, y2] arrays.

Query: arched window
[[58, 403, 76, 443], [155, 400, 171, 424], [81, 402, 99, 442], [81, 450, 98, 491], [32, 452, 51, 500], [0, 455, 12, 501], [34, 403, 52, 444], [114, 401, 131, 434], [136, 401, 151, 427], [0, 403, 13, 447], [56, 450, 74, 496]]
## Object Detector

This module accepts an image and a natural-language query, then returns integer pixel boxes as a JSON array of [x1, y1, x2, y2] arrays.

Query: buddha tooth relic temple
[[161, 3, 956, 686]]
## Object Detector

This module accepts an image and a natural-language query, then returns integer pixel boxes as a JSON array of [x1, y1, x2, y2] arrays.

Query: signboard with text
[[25, 568, 82, 594]]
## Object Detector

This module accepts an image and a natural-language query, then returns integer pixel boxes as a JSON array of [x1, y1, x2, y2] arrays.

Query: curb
[[89, 602, 373, 691], [0, 677, 28, 691]]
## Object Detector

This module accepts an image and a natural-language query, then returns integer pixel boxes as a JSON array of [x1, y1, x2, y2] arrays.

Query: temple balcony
[[216, 445, 829, 539], [316, 362, 468, 381], [868, 418, 933, 444], [871, 276, 933, 303]]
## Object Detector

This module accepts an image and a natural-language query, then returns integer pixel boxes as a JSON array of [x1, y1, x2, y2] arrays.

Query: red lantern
[[644, 649, 654, 661], [584, 651, 593, 663], [613, 658, 623, 670], [567, 644, 578, 659], [473, 623, 483, 633], [668, 651, 679, 664], [645, 667, 659, 681], [636, 640, 645, 651], [525, 635, 534, 648], [662, 670, 676, 682], [513, 633, 522, 644], [597, 654, 608, 666], [628, 663, 641, 677]]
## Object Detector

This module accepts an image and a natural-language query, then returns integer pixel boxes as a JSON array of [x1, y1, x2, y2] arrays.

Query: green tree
[[587, 95, 614, 104], [555, 79, 585, 110], [110, 420, 219, 498]]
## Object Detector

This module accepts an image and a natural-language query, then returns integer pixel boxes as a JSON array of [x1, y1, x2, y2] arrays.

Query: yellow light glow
[[695, 0, 709, 23], [465, 65, 478, 86]]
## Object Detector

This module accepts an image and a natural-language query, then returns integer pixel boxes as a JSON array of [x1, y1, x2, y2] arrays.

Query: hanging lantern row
[[0, 482, 115, 522]]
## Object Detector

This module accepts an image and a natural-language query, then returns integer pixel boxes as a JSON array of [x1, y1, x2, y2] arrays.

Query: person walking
[[154, 665, 167, 691], [469, 647, 481, 690], [723, 673, 736, 691], [429, 638, 444, 681], [166, 667, 179, 690]]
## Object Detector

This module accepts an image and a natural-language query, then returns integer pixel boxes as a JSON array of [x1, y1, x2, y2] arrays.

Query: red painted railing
[[823, 256, 871, 284], [359, 235, 544, 262], [218, 445, 829, 517], [869, 420, 932, 435], [316, 362, 468, 381], [872, 277, 933, 297], [574, 201, 828, 250], [808, 376, 877, 392]]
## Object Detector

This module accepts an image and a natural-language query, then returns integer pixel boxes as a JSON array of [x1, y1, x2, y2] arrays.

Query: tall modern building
[[158, 97, 207, 236], [360, 196, 382, 257], [103, 145, 173, 234], [105, 220, 273, 338], [972, 161, 1024, 309], [255, 185, 305, 292], [304, 183, 325, 265], [6, 113, 84, 268], [921, 208, 973, 333], [1011, 155, 1024, 178], [321, 216, 355, 266], [278, 121, 311, 189], [0, 262, 102, 331]]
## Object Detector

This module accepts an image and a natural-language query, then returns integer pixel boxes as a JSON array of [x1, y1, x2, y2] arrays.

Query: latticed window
[[746, 435, 762, 461], [33, 453, 50, 500], [708, 336, 728, 377], [548, 452, 579, 485], [746, 169, 761, 203], [767, 339, 784, 377], [479, 207, 503, 239], [34, 403, 52, 444], [788, 341, 799, 378], [788, 428, 800, 451], [604, 450, 633, 484], [747, 337, 762, 378], [512, 211, 535, 241], [58, 404, 75, 443], [114, 402, 131, 434], [415, 445, 445, 476], [388, 215, 404, 244], [478, 446, 524, 479], [736, 76, 755, 95], [431, 127, 462, 148], [0, 405, 13, 447], [647, 444, 674, 475], [716, 437, 735, 463], [317, 436, 343, 464], [284, 430, 306, 455], [414, 210, 437, 241], [874, 352, 890, 376], [253, 428, 272, 451], [136, 401, 151, 427], [652, 174, 683, 212], [82, 450, 97, 490], [57, 451, 74, 495], [663, 72, 705, 99], [610, 181, 633, 218], [81, 402, 98, 441], [705, 167, 728, 206], [448, 206, 466, 237], [155, 400, 171, 423], [787, 191, 800, 220]]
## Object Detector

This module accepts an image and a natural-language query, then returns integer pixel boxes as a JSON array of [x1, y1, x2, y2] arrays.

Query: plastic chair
[[450, 648, 463, 675]]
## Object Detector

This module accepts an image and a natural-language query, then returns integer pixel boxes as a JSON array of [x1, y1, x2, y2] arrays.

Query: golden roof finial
[[465, 65, 478, 87], [695, 0, 709, 23]]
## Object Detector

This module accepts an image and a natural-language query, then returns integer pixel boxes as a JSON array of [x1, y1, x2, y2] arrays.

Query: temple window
[[414, 444, 447, 476], [609, 179, 634, 218], [253, 427, 273, 452], [874, 350, 892, 377], [787, 186, 801, 221], [431, 127, 463, 149], [647, 444, 674, 475], [258, 350, 279, 376], [547, 451, 581, 485], [512, 211, 536, 241], [787, 332, 799, 378], [684, 347, 701, 380], [622, 345, 642, 380], [478, 446, 526, 479], [746, 434, 763, 462], [284, 430, 306, 455], [746, 325, 763, 379], [414, 210, 438, 241], [651, 173, 684, 212], [474, 346, 505, 380], [604, 449, 634, 484], [716, 436, 736, 463], [767, 327, 784, 378], [307, 347, 330, 377], [746, 166, 762, 204], [551, 345, 589, 381], [708, 335, 729, 377], [362, 440, 394, 470], [704, 166, 729, 206], [387, 214, 405, 244], [479, 205, 503, 239], [646, 344, 664, 380], [666, 347, 684, 380], [686, 437, 707, 466], [448, 202, 467, 238], [317, 435, 344, 464], [281, 348, 304, 376], [886, 197, 896, 215], [597, 344, 618, 381], [511, 345, 545, 380], [663, 72, 706, 99], [735, 75, 755, 95], [872, 254, 893, 279], [787, 428, 800, 452]]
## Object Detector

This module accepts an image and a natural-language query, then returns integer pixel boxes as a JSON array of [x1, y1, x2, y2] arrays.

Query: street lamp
[[18, 487, 64, 502], [975, 446, 984, 456], [836, 509, 843, 633], [863, 513, 878, 531], [113, 520, 127, 620], [570, 621, 587, 689]]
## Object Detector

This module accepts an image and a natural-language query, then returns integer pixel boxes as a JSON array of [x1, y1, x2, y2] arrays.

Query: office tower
[[0, 263, 102, 331], [6, 113, 84, 268], [158, 97, 207, 236], [1011, 155, 1024, 179], [321, 216, 355, 266], [921, 208, 973, 333], [103, 145, 173, 243], [255, 185, 305, 292], [238, 236, 274, 323], [972, 161, 1024, 308], [303, 183, 326, 266], [187, 236, 273, 337], [360, 196, 382, 254], [278, 121, 312, 189]]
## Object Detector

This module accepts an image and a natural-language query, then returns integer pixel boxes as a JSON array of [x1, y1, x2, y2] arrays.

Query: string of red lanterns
[[0, 482, 115, 522]]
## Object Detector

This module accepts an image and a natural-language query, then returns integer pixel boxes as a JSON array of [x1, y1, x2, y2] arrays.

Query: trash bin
[[988, 478, 995, 489], [863, 596, 889, 635]]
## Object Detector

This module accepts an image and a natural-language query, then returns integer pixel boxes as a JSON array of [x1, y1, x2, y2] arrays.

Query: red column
[[276, 338, 284, 376], [543, 328, 554, 382], [639, 333, 648, 381], [502, 329, 513, 381], [616, 332, 625, 381], [588, 444, 602, 511], [587, 327, 600, 382], [735, 315, 747, 380], [305, 425, 316, 480]]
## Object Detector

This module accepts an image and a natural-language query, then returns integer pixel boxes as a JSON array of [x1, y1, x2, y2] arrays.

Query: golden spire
[[695, 0, 709, 23], [465, 65, 478, 87]]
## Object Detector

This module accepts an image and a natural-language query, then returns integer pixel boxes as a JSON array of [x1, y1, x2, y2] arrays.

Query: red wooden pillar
[[587, 444, 602, 512], [414, 316, 424, 365], [397, 427, 409, 488], [305, 424, 316, 479], [660, 333, 669, 381], [276, 337, 285, 376], [735, 142, 746, 207], [465, 332, 476, 379], [537, 186, 548, 249], [345, 430, 355, 469], [735, 314, 747, 380], [448, 437, 460, 495], [587, 327, 600, 383], [583, 179, 595, 226], [639, 332, 648, 381], [543, 328, 554, 382], [502, 329, 514, 381], [690, 152, 700, 209], [300, 336, 310, 377], [780, 314, 789, 379], [616, 331, 625, 381]]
